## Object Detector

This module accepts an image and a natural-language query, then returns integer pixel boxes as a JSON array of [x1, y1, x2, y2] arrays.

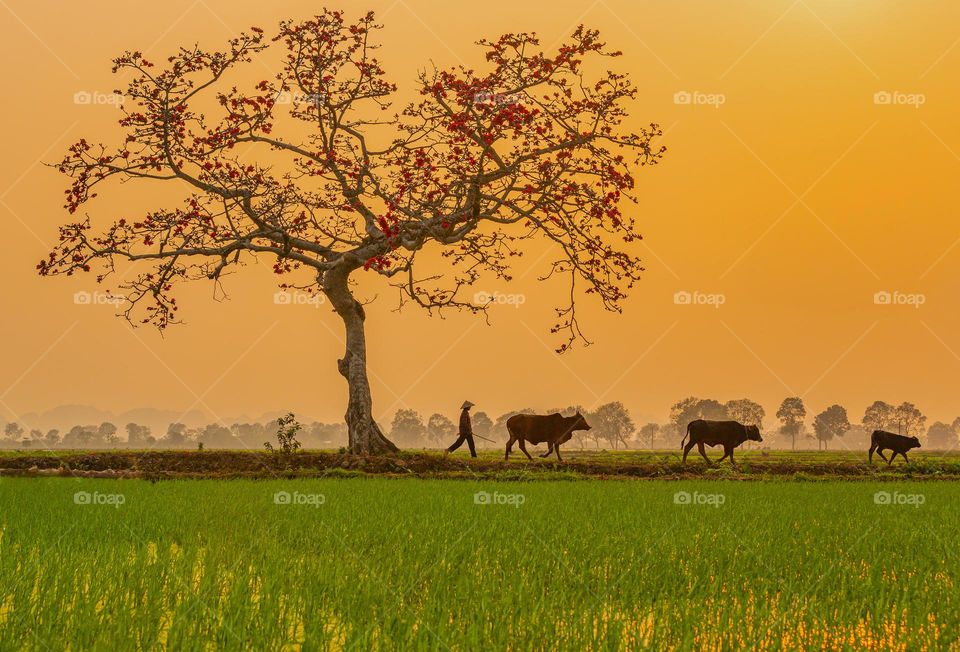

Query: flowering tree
[[40, 11, 665, 454]]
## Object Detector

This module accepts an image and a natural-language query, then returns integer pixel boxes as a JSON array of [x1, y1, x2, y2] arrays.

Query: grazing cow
[[869, 430, 921, 465], [681, 419, 762, 466], [505, 412, 591, 461]]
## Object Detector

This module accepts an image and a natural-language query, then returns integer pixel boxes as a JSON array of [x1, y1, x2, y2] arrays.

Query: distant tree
[[472, 412, 494, 442], [927, 421, 957, 450], [813, 404, 850, 451], [29, 429, 43, 441], [669, 397, 728, 436], [426, 413, 456, 448], [45, 429, 61, 447], [4, 422, 24, 442], [199, 423, 235, 448], [64, 425, 96, 447], [638, 423, 660, 449], [592, 402, 634, 449], [725, 399, 765, 427], [776, 397, 807, 451], [893, 402, 926, 438], [390, 409, 426, 447], [952, 416, 960, 435], [98, 422, 118, 440], [163, 423, 189, 447], [230, 422, 269, 448], [125, 423, 151, 447], [862, 400, 895, 433]]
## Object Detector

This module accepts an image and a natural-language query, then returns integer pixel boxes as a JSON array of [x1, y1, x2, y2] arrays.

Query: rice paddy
[[1, 477, 958, 650]]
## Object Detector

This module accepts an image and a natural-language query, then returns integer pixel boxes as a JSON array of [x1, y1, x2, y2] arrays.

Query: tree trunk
[[323, 265, 399, 455]]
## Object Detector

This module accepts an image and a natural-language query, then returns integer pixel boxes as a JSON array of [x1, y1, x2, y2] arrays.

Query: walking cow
[[681, 419, 762, 467], [868, 430, 921, 465], [505, 412, 591, 461]]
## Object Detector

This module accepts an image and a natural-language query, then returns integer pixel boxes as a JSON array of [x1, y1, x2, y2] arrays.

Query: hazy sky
[[2, 0, 959, 430]]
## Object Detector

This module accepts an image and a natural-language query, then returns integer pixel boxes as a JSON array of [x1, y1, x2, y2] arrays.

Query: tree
[[591, 402, 634, 449], [893, 402, 926, 437], [390, 409, 426, 447], [99, 422, 119, 446], [638, 423, 660, 449], [125, 422, 151, 447], [725, 399, 765, 428], [45, 429, 61, 447], [813, 405, 850, 451], [163, 423, 189, 447], [927, 422, 957, 450], [472, 412, 493, 442], [426, 413, 456, 448], [862, 400, 895, 432], [776, 397, 806, 451], [4, 422, 24, 442], [669, 397, 728, 436], [40, 12, 664, 454]]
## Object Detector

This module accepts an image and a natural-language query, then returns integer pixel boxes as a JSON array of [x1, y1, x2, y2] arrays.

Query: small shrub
[[264, 413, 303, 454]]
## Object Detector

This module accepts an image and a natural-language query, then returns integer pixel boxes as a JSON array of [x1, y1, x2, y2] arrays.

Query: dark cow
[[869, 430, 921, 465], [505, 412, 591, 461], [681, 419, 762, 466]]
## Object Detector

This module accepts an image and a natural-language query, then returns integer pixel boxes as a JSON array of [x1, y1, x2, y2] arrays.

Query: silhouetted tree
[[45, 429, 61, 447], [776, 397, 806, 450], [893, 402, 926, 438], [637, 423, 659, 449], [862, 400, 895, 433], [426, 413, 456, 448], [390, 409, 426, 447], [41, 13, 664, 454], [813, 404, 850, 451], [472, 412, 493, 443], [592, 402, 634, 449], [669, 397, 728, 437]]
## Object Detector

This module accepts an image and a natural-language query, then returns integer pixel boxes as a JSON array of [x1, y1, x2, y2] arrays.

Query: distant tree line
[[2, 397, 958, 451]]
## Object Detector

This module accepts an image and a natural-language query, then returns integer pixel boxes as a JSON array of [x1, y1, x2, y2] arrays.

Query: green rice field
[[1, 477, 958, 650]]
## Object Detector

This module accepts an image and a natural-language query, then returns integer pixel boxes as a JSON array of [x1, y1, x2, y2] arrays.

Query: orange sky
[[2, 0, 960, 432]]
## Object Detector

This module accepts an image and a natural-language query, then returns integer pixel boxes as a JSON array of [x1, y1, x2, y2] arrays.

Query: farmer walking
[[445, 400, 477, 458]]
